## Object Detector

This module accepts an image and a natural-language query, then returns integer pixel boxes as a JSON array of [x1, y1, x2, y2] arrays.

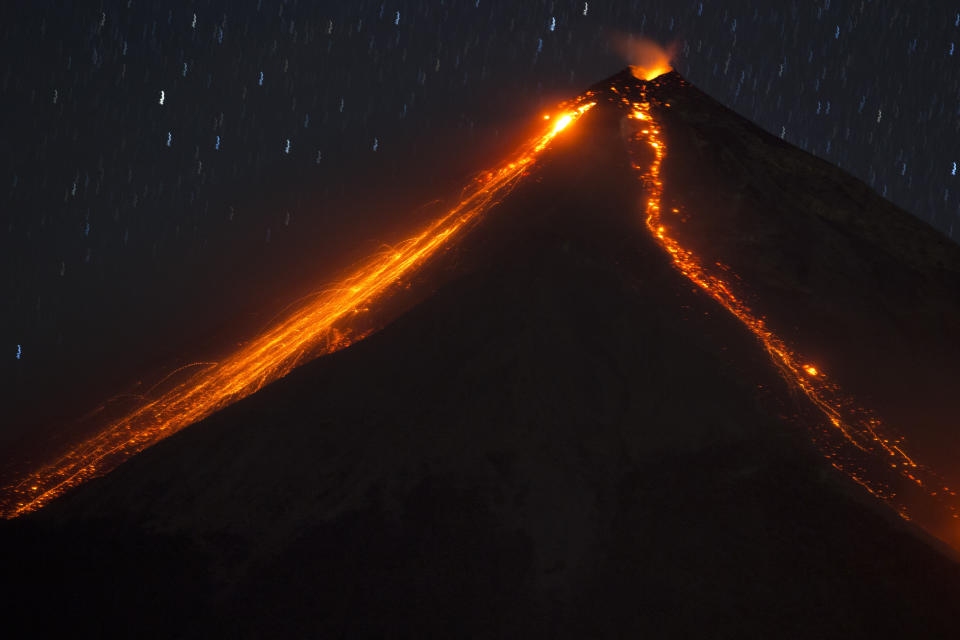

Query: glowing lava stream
[[0, 99, 596, 519], [626, 91, 960, 529]]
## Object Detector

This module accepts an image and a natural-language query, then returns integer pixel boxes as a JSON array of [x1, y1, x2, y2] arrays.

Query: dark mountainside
[[651, 71, 960, 492], [3, 71, 960, 638]]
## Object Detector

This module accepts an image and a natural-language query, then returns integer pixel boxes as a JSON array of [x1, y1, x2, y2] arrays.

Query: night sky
[[3, 0, 959, 446]]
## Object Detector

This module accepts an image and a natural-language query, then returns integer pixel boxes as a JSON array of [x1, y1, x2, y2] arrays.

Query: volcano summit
[[3, 70, 960, 637]]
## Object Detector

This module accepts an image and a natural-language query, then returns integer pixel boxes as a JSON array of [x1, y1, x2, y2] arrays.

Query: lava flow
[[0, 98, 596, 519], [624, 82, 960, 543]]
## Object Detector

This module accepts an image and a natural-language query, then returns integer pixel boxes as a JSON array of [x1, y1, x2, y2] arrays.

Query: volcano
[[4, 70, 960, 637]]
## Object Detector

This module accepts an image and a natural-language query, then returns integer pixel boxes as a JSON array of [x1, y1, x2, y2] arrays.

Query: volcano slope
[[642, 70, 960, 545], [4, 72, 960, 638]]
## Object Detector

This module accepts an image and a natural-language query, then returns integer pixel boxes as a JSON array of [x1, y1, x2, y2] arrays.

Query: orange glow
[[629, 63, 673, 82], [615, 35, 674, 81], [626, 93, 960, 537], [0, 98, 596, 518], [551, 114, 574, 134]]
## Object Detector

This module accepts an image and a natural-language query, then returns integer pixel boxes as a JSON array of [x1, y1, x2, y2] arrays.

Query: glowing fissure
[[0, 99, 596, 518], [626, 87, 959, 530]]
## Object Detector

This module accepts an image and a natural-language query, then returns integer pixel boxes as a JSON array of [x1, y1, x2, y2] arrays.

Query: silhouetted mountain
[[3, 70, 960, 638], [652, 70, 960, 489]]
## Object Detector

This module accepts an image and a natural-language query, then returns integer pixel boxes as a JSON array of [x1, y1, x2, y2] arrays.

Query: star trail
[[3, 0, 959, 466]]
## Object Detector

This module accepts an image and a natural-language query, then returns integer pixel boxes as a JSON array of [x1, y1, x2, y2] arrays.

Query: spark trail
[[623, 79, 960, 544], [0, 99, 596, 518]]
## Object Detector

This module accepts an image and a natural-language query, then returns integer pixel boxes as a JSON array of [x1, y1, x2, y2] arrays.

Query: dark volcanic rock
[[3, 71, 960, 638], [648, 71, 960, 491]]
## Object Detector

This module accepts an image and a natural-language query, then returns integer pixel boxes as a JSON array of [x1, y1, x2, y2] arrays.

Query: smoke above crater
[[614, 35, 676, 81]]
